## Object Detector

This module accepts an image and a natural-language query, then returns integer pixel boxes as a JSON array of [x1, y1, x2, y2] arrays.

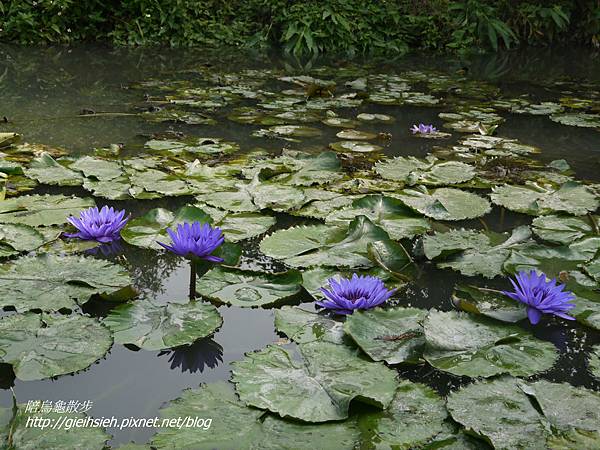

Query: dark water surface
[[1, 44, 600, 445]]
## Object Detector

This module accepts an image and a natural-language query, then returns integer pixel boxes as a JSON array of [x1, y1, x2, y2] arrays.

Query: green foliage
[[0, 0, 599, 54]]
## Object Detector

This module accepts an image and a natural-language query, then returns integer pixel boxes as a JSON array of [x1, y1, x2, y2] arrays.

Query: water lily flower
[[66, 206, 129, 243], [158, 222, 224, 262], [317, 274, 396, 315], [410, 123, 438, 134], [502, 270, 576, 325]]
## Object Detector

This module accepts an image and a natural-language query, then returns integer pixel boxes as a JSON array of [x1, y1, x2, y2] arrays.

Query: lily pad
[[329, 141, 383, 153], [0, 253, 131, 312], [151, 382, 360, 450], [0, 313, 112, 381], [392, 187, 491, 221], [70, 156, 124, 181], [145, 137, 239, 155], [197, 267, 302, 307], [490, 182, 599, 216], [104, 299, 222, 350], [344, 307, 426, 364], [590, 344, 600, 378], [0, 404, 111, 449], [0, 223, 46, 258], [231, 341, 397, 422], [335, 129, 377, 140], [447, 377, 550, 450], [326, 195, 430, 240], [0, 194, 95, 227], [121, 206, 211, 250], [375, 157, 476, 186], [356, 113, 395, 123], [532, 214, 598, 244], [260, 216, 391, 268], [423, 310, 557, 378], [24, 153, 83, 186], [274, 306, 345, 344], [357, 380, 449, 449], [452, 285, 526, 322], [550, 112, 600, 128]]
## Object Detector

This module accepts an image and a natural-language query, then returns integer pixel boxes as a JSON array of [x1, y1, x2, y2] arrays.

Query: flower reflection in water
[[158, 338, 223, 374]]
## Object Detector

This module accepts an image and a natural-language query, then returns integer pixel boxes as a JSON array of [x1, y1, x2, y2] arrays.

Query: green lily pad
[[375, 157, 476, 186], [70, 156, 124, 181], [435, 226, 533, 278], [532, 214, 598, 244], [260, 216, 390, 268], [590, 344, 600, 378], [209, 211, 275, 242], [0, 313, 112, 381], [275, 306, 345, 344], [447, 377, 549, 450], [0, 194, 95, 227], [121, 206, 211, 250], [145, 137, 239, 155], [490, 182, 599, 216], [151, 382, 360, 450], [335, 129, 377, 140], [392, 187, 491, 221], [0, 404, 111, 449], [452, 285, 527, 322], [231, 341, 397, 422], [326, 195, 430, 240], [0, 253, 131, 312], [329, 141, 383, 153], [252, 125, 322, 141], [24, 153, 83, 186], [356, 113, 395, 123], [547, 429, 600, 450], [322, 116, 360, 128], [344, 307, 426, 364], [197, 267, 302, 307], [357, 380, 449, 449], [0, 223, 46, 258], [423, 229, 491, 260], [196, 186, 258, 213], [104, 299, 222, 350], [424, 310, 557, 378], [249, 182, 306, 212], [550, 112, 600, 128]]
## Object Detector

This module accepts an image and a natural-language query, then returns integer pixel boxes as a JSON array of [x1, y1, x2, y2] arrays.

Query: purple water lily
[[158, 222, 224, 262], [65, 206, 129, 243], [410, 123, 438, 134], [502, 270, 576, 325], [317, 274, 397, 315]]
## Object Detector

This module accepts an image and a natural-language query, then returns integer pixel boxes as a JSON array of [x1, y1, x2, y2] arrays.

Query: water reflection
[[157, 338, 223, 374], [85, 240, 124, 257]]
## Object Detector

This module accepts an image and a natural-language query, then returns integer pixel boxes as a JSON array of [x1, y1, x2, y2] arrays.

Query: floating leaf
[[274, 306, 345, 344], [145, 137, 239, 155], [532, 214, 598, 244], [121, 206, 211, 250], [104, 299, 222, 350], [151, 382, 360, 450], [357, 381, 449, 449], [590, 344, 600, 379], [24, 153, 83, 186], [375, 157, 475, 186], [260, 216, 390, 268], [356, 113, 395, 123], [424, 310, 557, 378], [70, 156, 124, 181], [0, 223, 46, 258], [326, 195, 430, 240], [0, 253, 131, 312], [0, 404, 111, 448], [197, 267, 302, 307], [550, 112, 600, 128], [344, 307, 426, 364], [0, 194, 95, 227], [329, 141, 383, 153], [335, 129, 377, 140], [392, 187, 491, 221], [491, 182, 599, 216], [231, 341, 397, 422], [0, 313, 112, 381], [447, 377, 551, 450], [423, 229, 491, 260], [452, 285, 526, 322]]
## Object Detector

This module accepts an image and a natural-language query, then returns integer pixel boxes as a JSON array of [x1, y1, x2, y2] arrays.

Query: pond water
[[0, 44, 600, 448]]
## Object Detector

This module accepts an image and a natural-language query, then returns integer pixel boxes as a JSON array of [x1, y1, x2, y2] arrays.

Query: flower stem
[[189, 260, 197, 300]]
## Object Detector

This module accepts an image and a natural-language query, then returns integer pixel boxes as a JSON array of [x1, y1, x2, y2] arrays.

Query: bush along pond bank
[[0, 51, 599, 447], [1, 0, 600, 55]]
